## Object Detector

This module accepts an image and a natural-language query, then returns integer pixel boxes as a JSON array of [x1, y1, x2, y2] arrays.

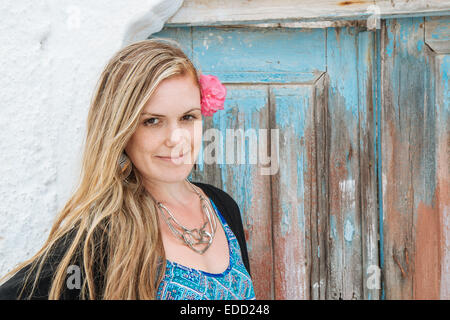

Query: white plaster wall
[[0, 0, 183, 277]]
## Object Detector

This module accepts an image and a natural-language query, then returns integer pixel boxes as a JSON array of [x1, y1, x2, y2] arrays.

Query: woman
[[0, 39, 255, 300]]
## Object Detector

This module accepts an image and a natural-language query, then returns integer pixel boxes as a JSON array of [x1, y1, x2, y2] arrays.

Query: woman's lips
[[156, 153, 184, 160], [155, 152, 188, 163]]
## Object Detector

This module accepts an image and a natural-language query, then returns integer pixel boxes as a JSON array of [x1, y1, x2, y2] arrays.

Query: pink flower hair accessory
[[199, 74, 227, 117]]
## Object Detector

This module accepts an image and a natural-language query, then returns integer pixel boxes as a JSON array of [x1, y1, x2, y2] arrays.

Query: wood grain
[[381, 16, 449, 299], [435, 53, 450, 300], [326, 26, 365, 300], [358, 29, 380, 300]]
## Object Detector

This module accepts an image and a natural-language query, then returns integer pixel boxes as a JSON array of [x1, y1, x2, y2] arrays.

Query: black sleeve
[[226, 195, 251, 277], [0, 229, 83, 300], [0, 256, 82, 300], [192, 181, 252, 277], [0, 262, 48, 300]]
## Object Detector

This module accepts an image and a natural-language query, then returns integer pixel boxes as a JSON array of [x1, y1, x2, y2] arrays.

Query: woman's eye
[[144, 118, 159, 126], [182, 114, 196, 121], [144, 114, 197, 127]]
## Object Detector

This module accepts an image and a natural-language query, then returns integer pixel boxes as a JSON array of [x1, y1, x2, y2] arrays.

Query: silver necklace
[[156, 179, 217, 255]]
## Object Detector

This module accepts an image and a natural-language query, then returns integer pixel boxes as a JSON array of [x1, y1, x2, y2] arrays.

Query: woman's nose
[[164, 123, 189, 148]]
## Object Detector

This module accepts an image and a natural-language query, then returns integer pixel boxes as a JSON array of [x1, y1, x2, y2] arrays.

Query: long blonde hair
[[1, 39, 201, 299]]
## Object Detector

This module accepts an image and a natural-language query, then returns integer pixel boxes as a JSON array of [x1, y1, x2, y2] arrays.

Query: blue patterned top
[[156, 199, 255, 300]]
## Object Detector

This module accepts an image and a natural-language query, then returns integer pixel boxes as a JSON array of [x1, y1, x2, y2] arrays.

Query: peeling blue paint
[[297, 155, 305, 232], [386, 26, 395, 57], [327, 27, 359, 117], [193, 26, 326, 83], [417, 39, 424, 52], [272, 86, 310, 138], [442, 57, 449, 105], [344, 218, 354, 242], [281, 202, 292, 235], [429, 23, 450, 40], [330, 215, 337, 240]]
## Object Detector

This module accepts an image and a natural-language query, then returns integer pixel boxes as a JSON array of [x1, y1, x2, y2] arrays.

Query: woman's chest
[[160, 210, 230, 274]]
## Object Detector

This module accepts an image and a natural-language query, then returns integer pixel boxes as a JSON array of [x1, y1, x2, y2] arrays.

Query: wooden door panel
[[381, 16, 449, 299], [270, 84, 316, 299]]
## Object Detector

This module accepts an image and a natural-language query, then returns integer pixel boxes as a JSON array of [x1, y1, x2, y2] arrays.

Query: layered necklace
[[156, 179, 217, 255]]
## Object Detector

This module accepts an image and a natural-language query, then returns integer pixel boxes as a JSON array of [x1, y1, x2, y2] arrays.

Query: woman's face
[[125, 73, 203, 184]]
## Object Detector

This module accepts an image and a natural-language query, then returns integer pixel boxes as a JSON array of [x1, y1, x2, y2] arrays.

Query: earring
[[119, 152, 132, 179]]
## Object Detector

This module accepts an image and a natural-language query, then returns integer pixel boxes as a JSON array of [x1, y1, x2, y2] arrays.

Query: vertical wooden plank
[[327, 26, 364, 300], [381, 17, 445, 299], [435, 54, 450, 299], [425, 20, 450, 299], [412, 42, 440, 301], [196, 85, 274, 299], [303, 76, 321, 301], [381, 17, 419, 300], [312, 74, 330, 300], [270, 84, 314, 299], [357, 30, 381, 300]]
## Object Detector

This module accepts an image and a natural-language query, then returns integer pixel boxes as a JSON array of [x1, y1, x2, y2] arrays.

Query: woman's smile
[[155, 151, 188, 164]]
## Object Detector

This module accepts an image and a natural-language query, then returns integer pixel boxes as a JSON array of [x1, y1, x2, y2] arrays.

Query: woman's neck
[[144, 178, 197, 207]]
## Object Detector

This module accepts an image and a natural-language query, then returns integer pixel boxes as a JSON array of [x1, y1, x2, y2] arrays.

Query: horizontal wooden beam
[[167, 0, 450, 27]]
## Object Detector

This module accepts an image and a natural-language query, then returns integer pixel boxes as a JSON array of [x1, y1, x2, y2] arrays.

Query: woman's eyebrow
[[141, 107, 201, 117]]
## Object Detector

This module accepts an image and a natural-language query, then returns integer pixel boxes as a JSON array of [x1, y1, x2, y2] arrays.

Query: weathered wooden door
[[152, 15, 449, 300]]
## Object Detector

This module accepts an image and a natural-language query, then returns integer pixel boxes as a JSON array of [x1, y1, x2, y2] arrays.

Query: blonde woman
[[0, 39, 255, 300]]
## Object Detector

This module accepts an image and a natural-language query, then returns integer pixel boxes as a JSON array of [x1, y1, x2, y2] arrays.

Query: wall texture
[[0, 0, 179, 276]]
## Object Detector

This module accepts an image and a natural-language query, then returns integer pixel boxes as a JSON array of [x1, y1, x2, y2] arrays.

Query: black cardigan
[[0, 181, 250, 300]]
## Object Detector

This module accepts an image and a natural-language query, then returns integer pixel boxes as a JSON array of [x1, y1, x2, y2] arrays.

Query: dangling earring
[[119, 152, 132, 179]]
